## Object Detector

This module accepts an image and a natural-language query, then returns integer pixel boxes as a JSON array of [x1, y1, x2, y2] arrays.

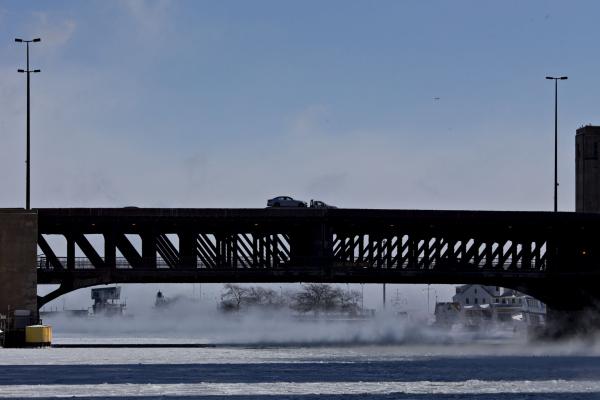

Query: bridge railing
[[36, 255, 546, 271], [36, 256, 216, 270]]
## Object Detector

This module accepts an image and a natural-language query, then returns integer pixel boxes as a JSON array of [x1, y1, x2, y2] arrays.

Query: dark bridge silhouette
[[36, 208, 600, 320]]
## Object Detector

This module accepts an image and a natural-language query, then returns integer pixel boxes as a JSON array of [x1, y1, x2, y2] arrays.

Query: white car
[[267, 196, 307, 207]]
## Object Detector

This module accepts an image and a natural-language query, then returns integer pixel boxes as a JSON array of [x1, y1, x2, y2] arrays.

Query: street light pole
[[361, 284, 364, 310], [546, 76, 568, 213], [15, 38, 41, 210]]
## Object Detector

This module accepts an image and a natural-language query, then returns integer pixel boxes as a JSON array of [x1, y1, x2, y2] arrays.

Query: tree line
[[220, 283, 363, 315]]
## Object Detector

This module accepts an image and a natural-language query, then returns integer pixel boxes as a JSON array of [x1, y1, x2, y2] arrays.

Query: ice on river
[[3, 341, 600, 399], [3, 312, 600, 398]]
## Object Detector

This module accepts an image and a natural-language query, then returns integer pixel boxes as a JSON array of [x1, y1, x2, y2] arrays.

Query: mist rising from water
[[42, 297, 530, 346]]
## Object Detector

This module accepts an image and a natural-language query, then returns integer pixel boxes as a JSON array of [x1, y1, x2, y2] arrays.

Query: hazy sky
[[1, 1, 598, 311]]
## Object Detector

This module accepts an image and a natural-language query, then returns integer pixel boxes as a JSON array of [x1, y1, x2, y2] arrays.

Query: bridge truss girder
[[35, 208, 600, 310]]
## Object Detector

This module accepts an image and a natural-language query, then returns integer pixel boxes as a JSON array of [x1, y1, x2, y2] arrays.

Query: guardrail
[[37, 255, 546, 271]]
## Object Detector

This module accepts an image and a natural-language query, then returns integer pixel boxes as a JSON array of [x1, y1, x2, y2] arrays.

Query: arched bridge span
[[36, 208, 600, 311]]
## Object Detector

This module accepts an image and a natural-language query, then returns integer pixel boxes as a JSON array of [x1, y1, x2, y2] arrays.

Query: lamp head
[[560, 76, 568, 80], [546, 76, 554, 80], [17, 69, 25, 73], [14, 38, 23, 43], [32, 38, 41, 42], [33, 69, 41, 73]]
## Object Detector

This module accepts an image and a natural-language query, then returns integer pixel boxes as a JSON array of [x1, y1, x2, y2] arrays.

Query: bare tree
[[220, 283, 249, 311], [292, 284, 344, 314], [245, 287, 283, 308], [220, 284, 287, 311], [339, 288, 363, 315]]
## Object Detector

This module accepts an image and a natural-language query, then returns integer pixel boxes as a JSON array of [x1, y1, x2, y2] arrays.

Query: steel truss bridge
[[36, 208, 600, 312]]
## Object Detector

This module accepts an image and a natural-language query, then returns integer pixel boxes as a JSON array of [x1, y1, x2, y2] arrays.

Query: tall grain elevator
[[576, 125, 600, 212]]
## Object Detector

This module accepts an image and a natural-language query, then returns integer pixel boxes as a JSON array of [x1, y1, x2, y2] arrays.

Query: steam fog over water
[[43, 296, 454, 346], [31, 301, 600, 352], [3, 303, 600, 399]]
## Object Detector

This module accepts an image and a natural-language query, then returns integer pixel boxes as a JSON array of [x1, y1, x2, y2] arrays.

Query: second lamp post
[[546, 75, 568, 213]]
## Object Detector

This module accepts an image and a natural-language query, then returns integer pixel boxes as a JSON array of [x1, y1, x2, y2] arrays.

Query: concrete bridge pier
[[0, 209, 38, 339], [543, 308, 600, 338], [528, 279, 600, 337]]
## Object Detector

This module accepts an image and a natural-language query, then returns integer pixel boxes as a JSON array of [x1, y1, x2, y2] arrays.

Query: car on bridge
[[310, 199, 337, 208], [267, 196, 308, 207]]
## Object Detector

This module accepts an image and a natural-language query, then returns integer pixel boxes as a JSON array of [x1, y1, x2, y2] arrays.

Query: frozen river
[[3, 340, 600, 398], [2, 314, 600, 399]]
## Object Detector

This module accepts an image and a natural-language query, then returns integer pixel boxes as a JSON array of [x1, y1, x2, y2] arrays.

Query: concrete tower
[[576, 125, 600, 212]]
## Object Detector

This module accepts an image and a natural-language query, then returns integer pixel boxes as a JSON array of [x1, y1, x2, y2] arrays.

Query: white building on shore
[[434, 284, 546, 328]]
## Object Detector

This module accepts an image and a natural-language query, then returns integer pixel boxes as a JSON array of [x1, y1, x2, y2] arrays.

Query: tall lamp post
[[15, 37, 41, 210], [545, 76, 568, 213]]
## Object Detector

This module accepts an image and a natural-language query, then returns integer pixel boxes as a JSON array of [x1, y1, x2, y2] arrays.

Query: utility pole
[[361, 284, 364, 310], [15, 38, 41, 210], [427, 284, 430, 314]]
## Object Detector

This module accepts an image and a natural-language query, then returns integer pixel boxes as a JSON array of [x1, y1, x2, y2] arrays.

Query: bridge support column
[[66, 235, 75, 270], [531, 279, 600, 338], [141, 232, 157, 269], [543, 307, 600, 338], [178, 232, 197, 269], [0, 210, 38, 329], [104, 233, 116, 268]]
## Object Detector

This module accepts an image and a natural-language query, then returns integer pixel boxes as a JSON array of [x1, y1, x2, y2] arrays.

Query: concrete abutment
[[0, 209, 38, 331]]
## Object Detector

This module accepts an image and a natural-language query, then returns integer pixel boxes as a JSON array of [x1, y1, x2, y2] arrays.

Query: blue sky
[[2, 0, 598, 211], [2, 1, 600, 310]]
